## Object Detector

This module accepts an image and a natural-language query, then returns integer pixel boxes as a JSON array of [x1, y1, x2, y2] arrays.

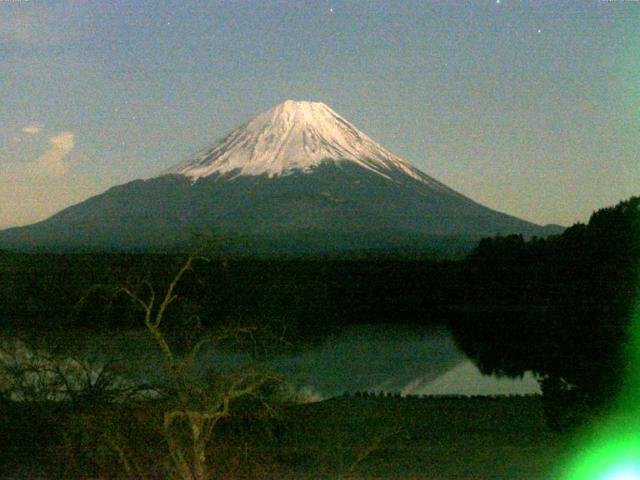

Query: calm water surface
[[2, 323, 540, 400]]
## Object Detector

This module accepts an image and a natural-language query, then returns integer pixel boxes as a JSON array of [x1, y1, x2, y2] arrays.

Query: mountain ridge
[[0, 100, 564, 255]]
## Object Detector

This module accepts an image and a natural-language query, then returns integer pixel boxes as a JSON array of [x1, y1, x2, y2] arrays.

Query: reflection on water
[[408, 360, 540, 396], [259, 325, 539, 398], [1, 323, 540, 401], [264, 325, 465, 399]]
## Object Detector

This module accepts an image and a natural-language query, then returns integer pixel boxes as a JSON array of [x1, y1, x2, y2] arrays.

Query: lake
[[0, 323, 540, 401]]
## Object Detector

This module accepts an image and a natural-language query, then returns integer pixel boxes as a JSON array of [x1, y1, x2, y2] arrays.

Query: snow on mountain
[[0, 99, 562, 253], [163, 100, 433, 184]]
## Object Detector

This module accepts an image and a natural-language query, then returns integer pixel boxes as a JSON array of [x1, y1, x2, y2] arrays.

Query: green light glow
[[559, 428, 640, 479], [601, 464, 640, 480], [558, 304, 640, 479]]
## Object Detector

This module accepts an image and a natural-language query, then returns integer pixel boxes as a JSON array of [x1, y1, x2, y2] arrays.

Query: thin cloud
[[0, 130, 103, 229], [22, 125, 42, 134], [33, 131, 75, 177]]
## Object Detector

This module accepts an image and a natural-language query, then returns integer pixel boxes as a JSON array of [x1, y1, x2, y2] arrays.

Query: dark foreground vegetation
[[0, 196, 637, 477], [1, 394, 568, 479]]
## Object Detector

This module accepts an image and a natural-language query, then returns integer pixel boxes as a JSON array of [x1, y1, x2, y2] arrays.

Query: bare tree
[[116, 254, 281, 480]]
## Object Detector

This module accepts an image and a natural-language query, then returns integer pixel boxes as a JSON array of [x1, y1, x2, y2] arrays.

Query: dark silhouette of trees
[[3, 196, 638, 432], [453, 196, 640, 429], [1, 251, 464, 332]]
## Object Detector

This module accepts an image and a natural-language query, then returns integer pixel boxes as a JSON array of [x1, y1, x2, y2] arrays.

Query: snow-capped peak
[[163, 100, 431, 183]]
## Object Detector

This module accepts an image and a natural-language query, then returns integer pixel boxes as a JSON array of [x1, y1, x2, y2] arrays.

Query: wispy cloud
[[32, 131, 75, 177], [0, 130, 105, 229], [21, 124, 41, 134]]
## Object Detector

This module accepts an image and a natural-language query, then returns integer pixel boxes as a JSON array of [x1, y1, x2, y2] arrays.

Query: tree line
[[451, 196, 639, 429], [1, 196, 637, 429], [0, 251, 463, 334]]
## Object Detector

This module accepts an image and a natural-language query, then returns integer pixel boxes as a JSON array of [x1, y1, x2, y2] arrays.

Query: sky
[[0, 0, 637, 229]]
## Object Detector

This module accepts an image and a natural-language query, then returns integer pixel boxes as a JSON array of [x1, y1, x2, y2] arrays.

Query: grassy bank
[[1, 394, 571, 479]]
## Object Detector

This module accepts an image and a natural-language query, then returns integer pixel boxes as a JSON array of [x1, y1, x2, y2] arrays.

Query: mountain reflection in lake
[[2, 324, 539, 401], [253, 325, 540, 399]]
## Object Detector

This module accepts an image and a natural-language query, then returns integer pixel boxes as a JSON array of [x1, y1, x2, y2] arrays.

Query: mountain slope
[[0, 100, 562, 254]]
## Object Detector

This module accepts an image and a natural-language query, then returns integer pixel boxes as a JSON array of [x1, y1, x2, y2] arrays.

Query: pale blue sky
[[1, 0, 637, 228]]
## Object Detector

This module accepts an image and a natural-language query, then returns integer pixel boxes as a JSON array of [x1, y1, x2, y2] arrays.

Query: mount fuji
[[0, 100, 561, 254]]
